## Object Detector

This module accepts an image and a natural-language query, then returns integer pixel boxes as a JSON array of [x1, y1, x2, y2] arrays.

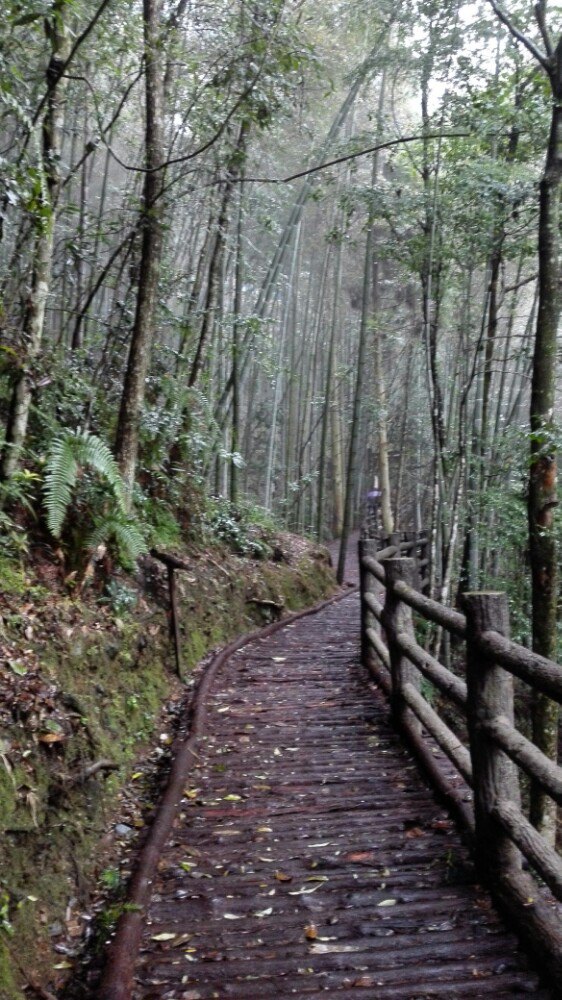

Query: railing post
[[382, 558, 421, 736], [462, 592, 521, 880], [389, 531, 401, 555], [359, 538, 380, 663]]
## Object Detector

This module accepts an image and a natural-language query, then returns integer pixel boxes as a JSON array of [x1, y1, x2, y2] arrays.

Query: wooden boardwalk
[[105, 586, 549, 998]]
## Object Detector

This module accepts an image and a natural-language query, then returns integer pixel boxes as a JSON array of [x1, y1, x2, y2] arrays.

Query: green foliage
[[201, 496, 275, 559], [99, 867, 121, 892], [101, 579, 138, 616], [43, 429, 147, 568], [420, 678, 436, 706], [0, 889, 13, 937], [135, 495, 182, 549], [473, 428, 531, 646], [0, 469, 41, 560], [44, 430, 126, 537], [87, 513, 146, 567]]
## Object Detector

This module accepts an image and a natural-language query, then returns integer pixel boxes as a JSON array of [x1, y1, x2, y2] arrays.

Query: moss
[[0, 770, 17, 834], [0, 763, 49, 834], [0, 558, 27, 598], [0, 937, 22, 1000], [182, 626, 216, 669]]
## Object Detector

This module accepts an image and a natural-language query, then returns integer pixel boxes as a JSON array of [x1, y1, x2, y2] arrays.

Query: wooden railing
[[359, 538, 562, 989], [360, 529, 430, 592]]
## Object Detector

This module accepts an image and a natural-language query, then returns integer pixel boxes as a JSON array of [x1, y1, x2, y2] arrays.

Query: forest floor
[[0, 531, 337, 1000]]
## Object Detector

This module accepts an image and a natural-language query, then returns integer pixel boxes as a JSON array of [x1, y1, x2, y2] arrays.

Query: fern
[[43, 430, 127, 538], [87, 514, 147, 566]]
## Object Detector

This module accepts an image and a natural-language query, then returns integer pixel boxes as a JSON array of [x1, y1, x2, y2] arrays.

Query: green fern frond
[[43, 430, 126, 537], [73, 432, 127, 515], [43, 434, 79, 537], [87, 515, 147, 564]]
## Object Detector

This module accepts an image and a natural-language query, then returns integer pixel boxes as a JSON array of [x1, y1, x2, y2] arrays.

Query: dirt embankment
[[0, 534, 336, 999]]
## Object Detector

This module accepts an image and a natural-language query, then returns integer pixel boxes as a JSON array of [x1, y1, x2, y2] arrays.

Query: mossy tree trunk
[[0, 2, 70, 481]]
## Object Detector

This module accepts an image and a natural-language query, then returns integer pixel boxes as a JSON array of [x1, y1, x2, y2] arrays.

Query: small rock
[[115, 823, 133, 837], [49, 921, 64, 937]]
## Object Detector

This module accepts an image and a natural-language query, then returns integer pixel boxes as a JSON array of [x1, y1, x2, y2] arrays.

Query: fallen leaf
[[431, 819, 451, 831], [304, 923, 318, 940], [39, 731, 66, 744], [7, 660, 27, 676], [275, 872, 292, 882], [345, 851, 374, 863], [224, 794, 242, 801], [152, 932, 177, 941], [254, 907, 273, 917], [377, 898, 397, 907], [289, 884, 324, 896]]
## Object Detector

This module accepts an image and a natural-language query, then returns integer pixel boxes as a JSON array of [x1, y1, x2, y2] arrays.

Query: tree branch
[[486, 0, 549, 69], [534, 1, 554, 57], [238, 131, 472, 185], [32, 0, 114, 125], [61, 66, 145, 189]]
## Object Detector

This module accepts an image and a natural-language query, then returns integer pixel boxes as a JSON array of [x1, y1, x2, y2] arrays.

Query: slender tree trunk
[[264, 224, 300, 511], [373, 258, 394, 535], [115, 0, 165, 499], [230, 174, 245, 504], [316, 231, 343, 540], [337, 153, 378, 582], [1, 2, 70, 480], [529, 43, 562, 840], [330, 385, 345, 537]]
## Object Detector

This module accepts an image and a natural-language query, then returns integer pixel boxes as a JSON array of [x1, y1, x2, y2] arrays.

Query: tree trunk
[[373, 258, 394, 536], [337, 154, 378, 582], [1, 2, 70, 480], [529, 43, 562, 841], [115, 0, 165, 500], [230, 174, 245, 505], [317, 230, 343, 540]]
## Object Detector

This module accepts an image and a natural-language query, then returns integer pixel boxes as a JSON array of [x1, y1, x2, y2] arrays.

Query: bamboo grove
[[0, 4, 561, 703]]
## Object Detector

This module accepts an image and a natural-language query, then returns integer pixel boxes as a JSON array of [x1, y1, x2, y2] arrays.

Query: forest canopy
[[0, 0, 560, 639]]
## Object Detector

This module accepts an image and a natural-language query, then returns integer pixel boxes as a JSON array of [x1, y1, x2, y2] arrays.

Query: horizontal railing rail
[[359, 536, 562, 990]]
